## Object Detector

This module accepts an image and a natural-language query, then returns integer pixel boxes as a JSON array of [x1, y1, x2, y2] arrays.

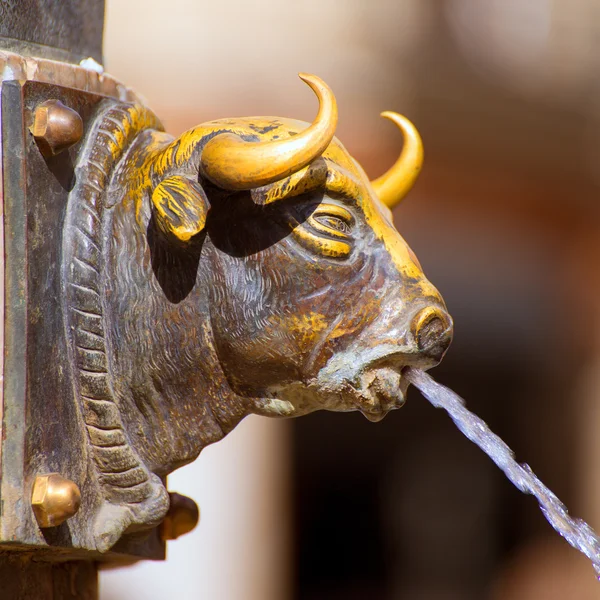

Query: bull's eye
[[307, 204, 354, 240], [289, 202, 354, 259], [312, 215, 351, 235]]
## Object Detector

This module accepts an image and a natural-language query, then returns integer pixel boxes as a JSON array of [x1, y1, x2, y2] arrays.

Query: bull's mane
[[62, 101, 170, 551]]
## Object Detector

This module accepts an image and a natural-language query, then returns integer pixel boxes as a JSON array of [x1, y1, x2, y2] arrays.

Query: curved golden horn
[[200, 73, 338, 191], [371, 112, 424, 209]]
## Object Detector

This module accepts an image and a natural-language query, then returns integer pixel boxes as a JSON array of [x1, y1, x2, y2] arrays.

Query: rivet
[[30, 100, 83, 157], [31, 473, 81, 528], [160, 492, 200, 541]]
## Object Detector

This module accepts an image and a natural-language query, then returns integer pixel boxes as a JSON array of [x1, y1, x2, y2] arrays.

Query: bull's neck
[[104, 199, 249, 476]]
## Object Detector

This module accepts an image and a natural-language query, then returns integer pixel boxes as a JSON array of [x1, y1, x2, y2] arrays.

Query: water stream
[[405, 367, 600, 578]]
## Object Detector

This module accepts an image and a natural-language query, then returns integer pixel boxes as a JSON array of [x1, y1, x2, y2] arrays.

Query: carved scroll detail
[[62, 101, 168, 552]]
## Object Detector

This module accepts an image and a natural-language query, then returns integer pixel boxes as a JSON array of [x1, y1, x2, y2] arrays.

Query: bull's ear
[[151, 175, 209, 242]]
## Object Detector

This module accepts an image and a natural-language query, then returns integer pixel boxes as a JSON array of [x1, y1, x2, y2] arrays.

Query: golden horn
[[371, 112, 423, 209], [200, 73, 338, 191]]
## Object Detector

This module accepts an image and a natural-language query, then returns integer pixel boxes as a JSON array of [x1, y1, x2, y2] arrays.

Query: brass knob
[[160, 492, 200, 540], [31, 473, 81, 528], [30, 99, 83, 157]]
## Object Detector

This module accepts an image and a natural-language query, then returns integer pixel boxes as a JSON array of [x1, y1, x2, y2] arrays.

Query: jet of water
[[405, 367, 600, 578]]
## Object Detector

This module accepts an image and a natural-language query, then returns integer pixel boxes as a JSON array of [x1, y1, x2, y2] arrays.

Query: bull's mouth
[[261, 340, 446, 421], [352, 366, 410, 422]]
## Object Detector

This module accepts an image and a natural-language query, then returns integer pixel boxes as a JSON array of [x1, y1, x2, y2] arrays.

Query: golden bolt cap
[[31, 473, 81, 528], [161, 492, 200, 541], [30, 99, 83, 157]]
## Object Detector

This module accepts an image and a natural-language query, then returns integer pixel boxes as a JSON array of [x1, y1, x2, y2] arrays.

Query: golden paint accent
[[151, 175, 208, 241], [371, 112, 424, 209], [31, 474, 81, 528], [160, 492, 200, 541], [324, 164, 363, 201], [287, 313, 330, 346], [199, 74, 338, 190], [30, 99, 83, 158], [338, 154, 427, 281], [263, 160, 328, 205], [411, 306, 451, 349], [307, 204, 354, 240], [290, 222, 352, 258]]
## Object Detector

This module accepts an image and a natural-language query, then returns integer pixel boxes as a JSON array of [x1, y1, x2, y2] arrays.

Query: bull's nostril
[[411, 307, 452, 360], [417, 316, 444, 350]]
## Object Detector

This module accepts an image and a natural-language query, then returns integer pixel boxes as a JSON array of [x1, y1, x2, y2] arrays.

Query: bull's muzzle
[[410, 306, 453, 365]]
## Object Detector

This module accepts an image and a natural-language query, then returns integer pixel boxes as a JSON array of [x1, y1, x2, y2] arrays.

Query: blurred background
[[100, 1, 600, 598]]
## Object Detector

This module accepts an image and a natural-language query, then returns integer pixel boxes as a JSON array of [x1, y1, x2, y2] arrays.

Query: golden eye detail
[[290, 203, 354, 259], [291, 227, 351, 258], [310, 215, 351, 236], [307, 204, 354, 240]]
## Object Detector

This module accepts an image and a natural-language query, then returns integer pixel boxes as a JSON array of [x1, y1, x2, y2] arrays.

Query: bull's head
[[71, 73, 452, 548], [138, 74, 451, 423]]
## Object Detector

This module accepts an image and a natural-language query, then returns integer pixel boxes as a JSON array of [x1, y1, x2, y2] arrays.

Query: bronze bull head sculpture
[[62, 74, 452, 551]]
